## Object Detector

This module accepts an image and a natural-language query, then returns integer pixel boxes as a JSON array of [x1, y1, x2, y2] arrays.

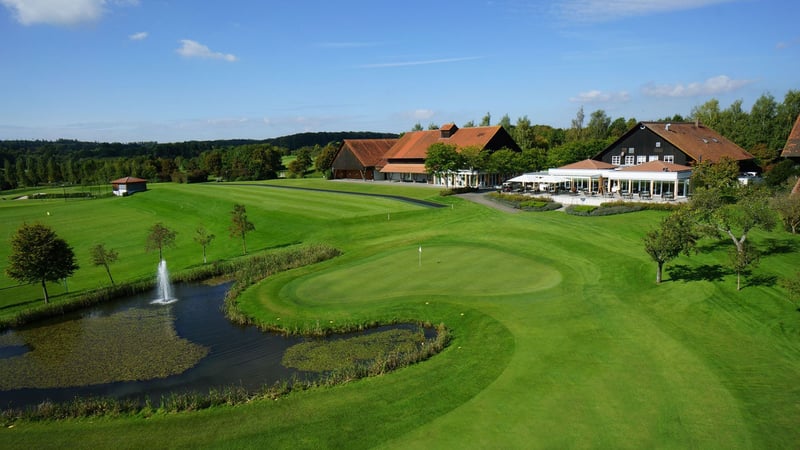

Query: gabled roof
[[384, 125, 510, 160], [558, 159, 616, 170], [110, 176, 147, 184], [340, 139, 398, 167], [782, 114, 800, 158], [616, 160, 692, 172], [639, 122, 753, 163]]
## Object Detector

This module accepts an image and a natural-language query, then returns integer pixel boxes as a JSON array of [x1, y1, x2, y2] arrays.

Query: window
[[655, 142, 661, 148], [649, 155, 659, 162], [663, 155, 674, 163], [624, 155, 635, 165], [628, 147, 635, 154], [637, 155, 647, 164], [611, 155, 621, 165]]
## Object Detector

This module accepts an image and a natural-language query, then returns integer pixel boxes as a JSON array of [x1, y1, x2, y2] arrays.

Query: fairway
[[1, 180, 799, 449]]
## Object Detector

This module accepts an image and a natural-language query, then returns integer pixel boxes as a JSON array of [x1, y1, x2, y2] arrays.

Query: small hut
[[111, 177, 148, 196]]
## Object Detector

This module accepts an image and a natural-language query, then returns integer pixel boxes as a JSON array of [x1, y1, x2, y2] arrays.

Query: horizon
[[1, 0, 798, 143]]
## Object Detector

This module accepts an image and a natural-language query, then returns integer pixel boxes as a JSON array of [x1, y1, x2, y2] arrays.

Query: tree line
[[2, 90, 799, 191]]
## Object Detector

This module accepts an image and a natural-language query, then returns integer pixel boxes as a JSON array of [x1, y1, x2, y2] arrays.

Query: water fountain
[[152, 259, 176, 304]]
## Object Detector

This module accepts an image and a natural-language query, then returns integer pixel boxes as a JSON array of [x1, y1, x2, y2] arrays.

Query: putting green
[[291, 245, 561, 303]]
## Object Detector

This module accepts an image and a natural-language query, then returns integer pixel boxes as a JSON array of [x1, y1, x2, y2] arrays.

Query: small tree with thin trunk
[[229, 204, 255, 255], [6, 223, 79, 304], [643, 209, 698, 284], [90, 243, 118, 285], [771, 192, 800, 234], [781, 272, 800, 309], [145, 222, 177, 261], [194, 226, 215, 264], [729, 240, 760, 291]]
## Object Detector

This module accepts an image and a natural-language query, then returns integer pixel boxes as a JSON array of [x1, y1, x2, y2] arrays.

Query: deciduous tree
[[424, 143, 462, 188], [145, 222, 177, 261], [89, 243, 118, 285], [194, 226, 216, 264], [643, 209, 699, 284], [229, 204, 255, 255], [771, 192, 800, 234], [6, 223, 79, 304]]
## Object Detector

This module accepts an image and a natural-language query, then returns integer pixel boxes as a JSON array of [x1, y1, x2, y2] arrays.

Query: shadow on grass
[[668, 264, 729, 282], [763, 238, 799, 255], [746, 273, 779, 288], [0, 298, 41, 311]]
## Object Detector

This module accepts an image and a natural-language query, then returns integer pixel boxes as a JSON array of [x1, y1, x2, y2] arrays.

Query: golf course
[[1, 180, 799, 448]]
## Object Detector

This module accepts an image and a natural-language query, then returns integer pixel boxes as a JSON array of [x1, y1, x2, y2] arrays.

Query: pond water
[[0, 283, 426, 409]]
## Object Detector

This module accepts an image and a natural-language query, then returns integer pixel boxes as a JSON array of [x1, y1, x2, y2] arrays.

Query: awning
[[506, 173, 569, 183], [380, 163, 427, 174]]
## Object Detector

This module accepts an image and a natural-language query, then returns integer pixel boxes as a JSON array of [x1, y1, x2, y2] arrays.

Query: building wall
[[596, 128, 689, 166]]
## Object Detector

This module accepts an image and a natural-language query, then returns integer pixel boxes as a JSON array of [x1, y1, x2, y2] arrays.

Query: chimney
[[665, 123, 671, 131]]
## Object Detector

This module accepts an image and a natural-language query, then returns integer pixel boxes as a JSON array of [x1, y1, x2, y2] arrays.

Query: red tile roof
[[782, 114, 800, 158], [384, 126, 507, 160], [617, 160, 693, 172], [557, 159, 616, 170], [110, 176, 147, 184], [340, 139, 398, 167], [643, 122, 753, 163], [380, 163, 427, 174]]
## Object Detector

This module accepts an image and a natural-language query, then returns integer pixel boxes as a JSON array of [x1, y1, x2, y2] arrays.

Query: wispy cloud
[[359, 56, 483, 69], [1, 0, 139, 26], [176, 40, 238, 62], [554, 0, 738, 23], [569, 90, 630, 103], [641, 75, 753, 98], [316, 41, 381, 49], [129, 31, 148, 41], [776, 37, 800, 49]]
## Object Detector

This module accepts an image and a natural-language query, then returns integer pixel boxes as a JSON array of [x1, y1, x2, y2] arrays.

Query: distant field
[[1, 180, 799, 448]]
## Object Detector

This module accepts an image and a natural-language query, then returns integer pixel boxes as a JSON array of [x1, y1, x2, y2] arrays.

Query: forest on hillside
[[1, 90, 798, 191]]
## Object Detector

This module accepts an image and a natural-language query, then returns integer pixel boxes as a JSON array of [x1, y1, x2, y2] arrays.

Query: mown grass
[[1, 180, 799, 448]]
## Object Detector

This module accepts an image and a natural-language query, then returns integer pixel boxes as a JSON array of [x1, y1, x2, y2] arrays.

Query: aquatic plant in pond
[[0, 306, 207, 390], [282, 328, 427, 372]]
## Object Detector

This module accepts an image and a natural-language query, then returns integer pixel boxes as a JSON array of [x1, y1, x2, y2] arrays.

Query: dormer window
[[440, 123, 458, 138]]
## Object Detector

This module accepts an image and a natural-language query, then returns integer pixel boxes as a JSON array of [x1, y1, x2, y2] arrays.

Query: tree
[[6, 223, 79, 304], [643, 209, 699, 284], [424, 143, 462, 188], [145, 222, 177, 261], [411, 122, 423, 131], [780, 272, 800, 309], [728, 240, 759, 291], [568, 106, 585, 141], [229, 204, 255, 255], [586, 109, 611, 140], [194, 226, 216, 264], [314, 142, 340, 177], [771, 192, 800, 234], [479, 112, 491, 127], [689, 157, 740, 195], [89, 243, 118, 285], [689, 186, 776, 289]]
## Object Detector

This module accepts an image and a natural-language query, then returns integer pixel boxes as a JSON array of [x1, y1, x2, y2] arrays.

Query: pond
[[0, 283, 430, 410]]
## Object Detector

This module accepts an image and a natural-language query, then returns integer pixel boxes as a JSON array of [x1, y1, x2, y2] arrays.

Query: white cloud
[[555, 0, 738, 23], [569, 90, 630, 103], [641, 75, 753, 98], [360, 56, 483, 69], [1, 0, 138, 26], [129, 31, 148, 41], [176, 40, 238, 62], [411, 109, 435, 120]]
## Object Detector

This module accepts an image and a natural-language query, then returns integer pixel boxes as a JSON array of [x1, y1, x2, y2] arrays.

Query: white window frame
[[649, 155, 659, 162], [636, 155, 647, 165], [624, 155, 635, 165], [611, 155, 621, 165], [663, 155, 674, 163]]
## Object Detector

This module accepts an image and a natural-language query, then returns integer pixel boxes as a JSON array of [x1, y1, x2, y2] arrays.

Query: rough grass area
[[1, 180, 799, 449]]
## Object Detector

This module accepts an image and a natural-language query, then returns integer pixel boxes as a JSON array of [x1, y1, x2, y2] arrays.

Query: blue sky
[[1, 0, 798, 143]]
